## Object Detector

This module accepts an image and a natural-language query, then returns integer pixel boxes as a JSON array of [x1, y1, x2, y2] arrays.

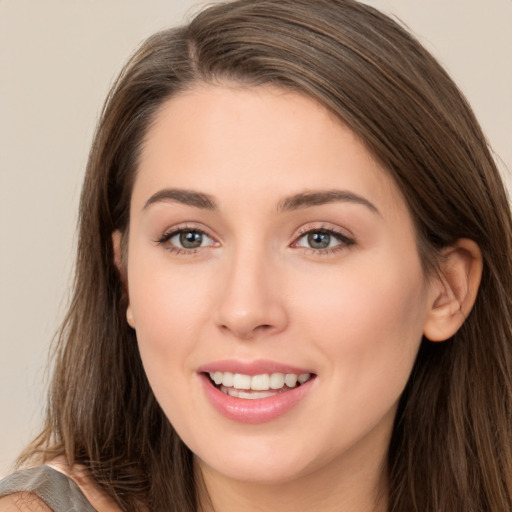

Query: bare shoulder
[[0, 492, 52, 512]]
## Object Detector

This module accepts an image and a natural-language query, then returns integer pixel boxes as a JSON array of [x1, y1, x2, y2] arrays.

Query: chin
[[193, 438, 323, 486], [201, 459, 311, 486]]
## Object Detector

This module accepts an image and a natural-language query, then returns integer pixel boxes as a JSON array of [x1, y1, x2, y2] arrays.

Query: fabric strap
[[0, 466, 96, 512]]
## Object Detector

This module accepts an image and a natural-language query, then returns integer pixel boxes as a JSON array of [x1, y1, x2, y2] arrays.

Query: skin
[[118, 84, 477, 512]]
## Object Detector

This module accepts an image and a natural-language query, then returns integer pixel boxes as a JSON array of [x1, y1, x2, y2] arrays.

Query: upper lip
[[197, 359, 314, 376]]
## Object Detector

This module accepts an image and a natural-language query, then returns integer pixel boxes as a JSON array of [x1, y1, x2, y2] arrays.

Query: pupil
[[308, 232, 330, 249], [180, 231, 202, 248]]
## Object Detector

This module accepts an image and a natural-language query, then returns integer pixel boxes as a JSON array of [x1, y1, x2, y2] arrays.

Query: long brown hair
[[20, 1, 512, 510]]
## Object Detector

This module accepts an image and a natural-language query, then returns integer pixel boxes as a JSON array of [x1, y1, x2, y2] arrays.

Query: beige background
[[0, 0, 510, 478]]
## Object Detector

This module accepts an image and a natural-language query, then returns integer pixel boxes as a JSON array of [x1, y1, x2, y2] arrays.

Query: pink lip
[[197, 359, 313, 376], [198, 364, 316, 424]]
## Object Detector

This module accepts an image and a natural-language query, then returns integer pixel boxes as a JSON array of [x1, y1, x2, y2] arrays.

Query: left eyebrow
[[277, 189, 380, 215], [143, 188, 217, 211]]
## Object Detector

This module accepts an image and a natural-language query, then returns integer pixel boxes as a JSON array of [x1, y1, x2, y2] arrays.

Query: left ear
[[423, 239, 483, 342]]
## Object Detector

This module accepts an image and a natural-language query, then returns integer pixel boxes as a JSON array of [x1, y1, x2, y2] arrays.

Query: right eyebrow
[[143, 188, 217, 211], [277, 189, 380, 215]]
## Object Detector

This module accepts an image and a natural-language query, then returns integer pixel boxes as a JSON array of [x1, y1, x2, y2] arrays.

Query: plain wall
[[0, 0, 511, 478]]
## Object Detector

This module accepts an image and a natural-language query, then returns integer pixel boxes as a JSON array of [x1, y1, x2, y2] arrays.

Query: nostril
[[254, 324, 273, 333]]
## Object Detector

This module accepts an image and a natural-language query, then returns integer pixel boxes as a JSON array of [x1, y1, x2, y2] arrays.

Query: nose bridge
[[215, 241, 288, 339]]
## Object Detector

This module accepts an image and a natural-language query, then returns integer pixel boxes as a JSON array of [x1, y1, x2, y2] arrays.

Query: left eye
[[295, 230, 349, 250], [166, 229, 214, 249]]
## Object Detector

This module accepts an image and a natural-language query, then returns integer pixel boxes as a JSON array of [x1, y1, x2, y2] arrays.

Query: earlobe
[[112, 230, 135, 329], [423, 239, 483, 342], [126, 306, 135, 329]]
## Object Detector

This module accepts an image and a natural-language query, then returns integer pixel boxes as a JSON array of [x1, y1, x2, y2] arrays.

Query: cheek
[[299, 252, 428, 380], [126, 262, 209, 426], [126, 254, 197, 368], [127, 238, 214, 331], [125, 247, 225, 408], [289, 254, 428, 448]]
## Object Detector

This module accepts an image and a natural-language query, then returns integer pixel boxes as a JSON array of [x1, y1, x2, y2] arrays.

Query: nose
[[215, 249, 289, 340]]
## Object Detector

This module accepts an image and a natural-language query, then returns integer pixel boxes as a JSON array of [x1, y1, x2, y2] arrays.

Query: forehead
[[133, 84, 406, 220]]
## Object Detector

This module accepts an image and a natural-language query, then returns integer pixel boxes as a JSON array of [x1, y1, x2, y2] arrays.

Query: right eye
[[157, 228, 216, 253]]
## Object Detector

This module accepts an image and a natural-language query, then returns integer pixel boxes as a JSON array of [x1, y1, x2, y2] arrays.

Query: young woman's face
[[124, 85, 435, 487]]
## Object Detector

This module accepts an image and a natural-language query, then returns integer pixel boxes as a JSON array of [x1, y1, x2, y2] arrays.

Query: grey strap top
[[0, 466, 96, 511]]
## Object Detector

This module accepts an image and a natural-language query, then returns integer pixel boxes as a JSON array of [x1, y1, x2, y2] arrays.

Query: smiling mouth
[[206, 371, 315, 400]]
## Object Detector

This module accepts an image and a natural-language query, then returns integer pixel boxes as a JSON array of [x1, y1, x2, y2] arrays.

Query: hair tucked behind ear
[[19, 1, 512, 511]]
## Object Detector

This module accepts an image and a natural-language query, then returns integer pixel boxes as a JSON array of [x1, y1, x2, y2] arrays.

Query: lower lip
[[200, 374, 315, 424]]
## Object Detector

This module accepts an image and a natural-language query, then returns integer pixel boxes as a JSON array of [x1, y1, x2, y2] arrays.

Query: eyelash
[[155, 224, 355, 256], [155, 224, 216, 255], [292, 225, 355, 255]]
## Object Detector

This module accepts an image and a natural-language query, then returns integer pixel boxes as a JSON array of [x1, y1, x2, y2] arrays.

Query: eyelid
[[290, 223, 356, 253], [154, 223, 219, 252], [154, 221, 355, 255], [294, 222, 354, 238]]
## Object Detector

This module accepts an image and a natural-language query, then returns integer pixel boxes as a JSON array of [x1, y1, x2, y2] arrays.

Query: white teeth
[[269, 373, 285, 389], [251, 374, 270, 390], [222, 372, 234, 387], [298, 373, 310, 384], [285, 373, 298, 387], [225, 388, 276, 399], [233, 373, 251, 390], [208, 371, 312, 392]]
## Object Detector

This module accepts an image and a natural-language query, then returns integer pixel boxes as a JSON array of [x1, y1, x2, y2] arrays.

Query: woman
[[1, 0, 511, 511]]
